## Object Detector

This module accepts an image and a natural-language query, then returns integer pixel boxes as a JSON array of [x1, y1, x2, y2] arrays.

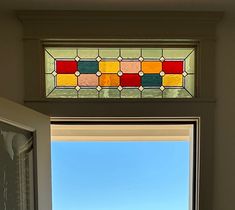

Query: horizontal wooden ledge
[[30, 38, 201, 44], [51, 117, 199, 122], [51, 124, 193, 142], [23, 36, 216, 41], [16, 10, 224, 22], [24, 98, 216, 103]]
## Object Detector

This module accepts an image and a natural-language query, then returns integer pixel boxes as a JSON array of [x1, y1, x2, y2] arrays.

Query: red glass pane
[[56, 61, 77, 74], [120, 74, 141, 87], [162, 61, 183, 74]]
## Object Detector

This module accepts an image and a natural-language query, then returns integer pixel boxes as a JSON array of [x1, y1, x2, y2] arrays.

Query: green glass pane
[[45, 74, 55, 96], [121, 48, 141, 59], [185, 50, 195, 73], [142, 89, 162, 98], [45, 51, 55, 73], [184, 75, 195, 96], [163, 88, 192, 98], [78, 61, 99, 74], [48, 88, 77, 98], [99, 48, 120, 59], [121, 88, 140, 98], [99, 88, 120, 98], [46, 48, 77, 59], [142, 74, 162, 87], [78, 49, 98, 59], [142, 49, 162, 59], [163, 48, 194, 59], [79, 89, 98, 98]]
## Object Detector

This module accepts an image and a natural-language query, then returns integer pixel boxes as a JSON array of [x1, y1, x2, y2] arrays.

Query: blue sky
[[51, 141, 190, 210]]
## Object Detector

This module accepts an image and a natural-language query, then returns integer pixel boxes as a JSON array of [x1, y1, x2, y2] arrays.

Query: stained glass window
[[45, 48, 195, 98]]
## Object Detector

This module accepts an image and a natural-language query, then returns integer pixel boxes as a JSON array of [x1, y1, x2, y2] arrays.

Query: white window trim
[[50, 117, 200, 210]]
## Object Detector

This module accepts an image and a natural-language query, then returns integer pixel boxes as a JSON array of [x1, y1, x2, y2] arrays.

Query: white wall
[[0, 9, 235, 210]]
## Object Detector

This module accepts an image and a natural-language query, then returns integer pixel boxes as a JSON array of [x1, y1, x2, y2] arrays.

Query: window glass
[[51, 141, 190, 210], [45, 48, 195, 98]]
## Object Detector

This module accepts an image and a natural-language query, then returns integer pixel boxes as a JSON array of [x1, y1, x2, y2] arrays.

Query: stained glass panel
[[45, 47, 195, 98]]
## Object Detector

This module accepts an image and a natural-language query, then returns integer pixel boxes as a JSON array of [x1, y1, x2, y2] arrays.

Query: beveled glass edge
[[42, 40, 198, 99]]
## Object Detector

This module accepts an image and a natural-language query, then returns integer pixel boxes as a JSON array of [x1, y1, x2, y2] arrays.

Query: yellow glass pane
[[57, 74, 77, 86], [163, 74, 183, 87], [142, 61, 162, 73], [99, 74, 120, 87], [99, 61, 119, 73]]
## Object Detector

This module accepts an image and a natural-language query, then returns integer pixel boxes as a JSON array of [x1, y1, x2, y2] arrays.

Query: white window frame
[[50, 117, 200, 210]]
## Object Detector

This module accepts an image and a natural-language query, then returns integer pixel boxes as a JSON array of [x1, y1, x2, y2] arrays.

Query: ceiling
[[0, 0, 235, 12]]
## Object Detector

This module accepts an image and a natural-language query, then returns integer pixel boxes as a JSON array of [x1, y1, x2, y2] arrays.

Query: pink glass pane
[[120, 61, 141, 73], [78, 74, 98, 87]]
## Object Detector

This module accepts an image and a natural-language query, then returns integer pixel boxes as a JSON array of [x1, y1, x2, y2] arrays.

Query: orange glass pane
[[142, 61, 162, 74], [99, 74, 120, 87], [163, 74, 183, 87]]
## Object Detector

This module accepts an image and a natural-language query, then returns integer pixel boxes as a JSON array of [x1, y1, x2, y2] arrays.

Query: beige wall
[[0, 10, 235, 210], [0, 11, 23, 103], [214, 16, 235, 210]]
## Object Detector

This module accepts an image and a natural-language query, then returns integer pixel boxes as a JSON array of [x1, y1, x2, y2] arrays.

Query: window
[[50, 122, 198, 210], [45, 47, 195, 98], [18, 11, 222, 210]]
